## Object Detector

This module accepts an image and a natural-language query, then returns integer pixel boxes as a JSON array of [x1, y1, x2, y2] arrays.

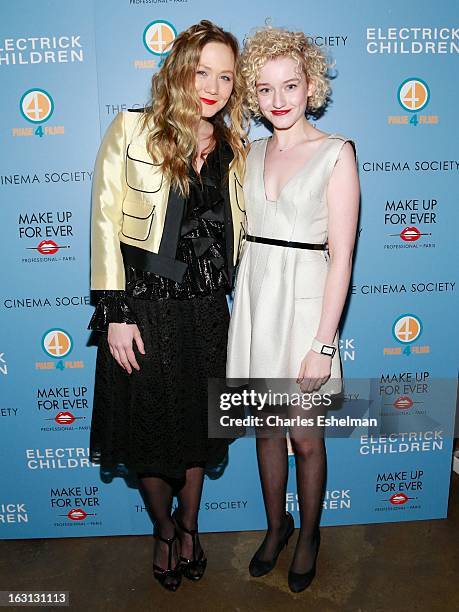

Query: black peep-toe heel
[[173, 510, 207, 581], [153, 533, 182, 592]]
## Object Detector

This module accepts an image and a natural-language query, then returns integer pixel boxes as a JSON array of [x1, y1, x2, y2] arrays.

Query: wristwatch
[[311, 338, 337, 358]]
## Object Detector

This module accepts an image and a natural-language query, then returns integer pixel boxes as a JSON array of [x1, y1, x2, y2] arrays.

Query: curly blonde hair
[[241, 26, 330, 117], [142, 20, 247, 197]]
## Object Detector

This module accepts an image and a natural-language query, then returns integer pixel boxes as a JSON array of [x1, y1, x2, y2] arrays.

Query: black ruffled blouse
[[89, 139, 231, 332]]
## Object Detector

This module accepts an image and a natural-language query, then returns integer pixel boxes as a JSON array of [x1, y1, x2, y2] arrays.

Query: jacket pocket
[[125, 144, 163, 194], [121, 197, 155, 241]]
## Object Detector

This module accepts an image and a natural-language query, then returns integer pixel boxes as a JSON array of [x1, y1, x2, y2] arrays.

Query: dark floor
[[1, 472, 458, 612]]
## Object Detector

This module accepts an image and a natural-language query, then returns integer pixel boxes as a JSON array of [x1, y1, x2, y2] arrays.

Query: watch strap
[[311, 338, 337, 358]]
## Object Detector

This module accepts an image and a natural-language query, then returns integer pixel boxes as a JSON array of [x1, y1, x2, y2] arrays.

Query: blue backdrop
[[1, 0, 457, 538]]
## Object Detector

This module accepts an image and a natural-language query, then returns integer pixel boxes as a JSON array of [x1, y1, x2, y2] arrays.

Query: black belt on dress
[[245, 235, 327, 250]]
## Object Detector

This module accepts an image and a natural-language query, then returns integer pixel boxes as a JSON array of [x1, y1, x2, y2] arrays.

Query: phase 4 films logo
[[388, 78, 438, 127], [383, 314, 430, 356], [134, 20, 177, 70], [35, 328, 84, 371], [12, 88, 64, 138]]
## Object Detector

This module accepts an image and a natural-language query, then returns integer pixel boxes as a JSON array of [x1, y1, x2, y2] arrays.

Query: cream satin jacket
[[91, 110, 246, 290]]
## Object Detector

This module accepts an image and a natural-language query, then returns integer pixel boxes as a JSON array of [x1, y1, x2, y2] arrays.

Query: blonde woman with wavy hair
[[88, 20, 247, 592], [227, 27, 360, 592]]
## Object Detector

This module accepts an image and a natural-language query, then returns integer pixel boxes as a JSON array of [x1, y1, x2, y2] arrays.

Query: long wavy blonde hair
[[143, 20, 247, 197]]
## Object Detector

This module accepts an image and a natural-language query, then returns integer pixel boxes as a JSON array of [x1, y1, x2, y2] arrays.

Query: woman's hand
[[107, 323, 145, 374], [296, 350, 332, 393]]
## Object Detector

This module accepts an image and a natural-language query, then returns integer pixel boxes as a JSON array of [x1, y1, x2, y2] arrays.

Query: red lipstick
[[200, 97, 218, 105], [272, 109, 291, 115]]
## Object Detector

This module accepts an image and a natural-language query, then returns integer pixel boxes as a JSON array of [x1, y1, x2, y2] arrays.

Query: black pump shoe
[[172, 510, 207, 581], [153, 533, 182, 592], [288, 528, 321, 593], [249, 512, 295, 578]]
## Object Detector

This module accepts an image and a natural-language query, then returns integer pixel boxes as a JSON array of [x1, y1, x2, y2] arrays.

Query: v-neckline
[[193, 139, 220, 177], [261, 134, 334, 202]]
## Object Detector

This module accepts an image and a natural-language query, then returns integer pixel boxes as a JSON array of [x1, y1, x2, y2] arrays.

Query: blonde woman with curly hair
[[227, 27, 360, 592], [88, 20, 247, 591]]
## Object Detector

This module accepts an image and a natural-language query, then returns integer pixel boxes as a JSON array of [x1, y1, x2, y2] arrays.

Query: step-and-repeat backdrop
[[1, 0, 458, 538]]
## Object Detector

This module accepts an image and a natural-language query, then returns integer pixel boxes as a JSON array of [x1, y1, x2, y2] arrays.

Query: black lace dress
[[88, 141, 231, 480]]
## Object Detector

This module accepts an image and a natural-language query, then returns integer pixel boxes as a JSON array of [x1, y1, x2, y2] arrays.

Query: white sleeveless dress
[[226, 134, 352, 395]]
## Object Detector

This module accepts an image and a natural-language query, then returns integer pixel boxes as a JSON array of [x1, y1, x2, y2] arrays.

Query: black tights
[[255, 434, 326, 573], [139, 466, 205, 569]]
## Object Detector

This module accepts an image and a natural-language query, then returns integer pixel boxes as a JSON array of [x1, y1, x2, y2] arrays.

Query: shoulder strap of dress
[[328, 134, 356, 159], [324, 135, 356, 180], [249, 137, 268, 149]]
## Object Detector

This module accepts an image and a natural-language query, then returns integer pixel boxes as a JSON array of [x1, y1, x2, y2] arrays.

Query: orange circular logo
[[42, 329, 73, 358], [398, 79, 430, 112], [143, 20, 176, 56], [392, 315, 422, 344], [20, 89, 54, 123]]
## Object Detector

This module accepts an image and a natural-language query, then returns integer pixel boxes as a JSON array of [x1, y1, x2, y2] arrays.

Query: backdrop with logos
[[1, 0, 458, 538]]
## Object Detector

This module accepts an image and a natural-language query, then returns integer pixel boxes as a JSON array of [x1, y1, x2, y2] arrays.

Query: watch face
[[321, 345, 335, 356]]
